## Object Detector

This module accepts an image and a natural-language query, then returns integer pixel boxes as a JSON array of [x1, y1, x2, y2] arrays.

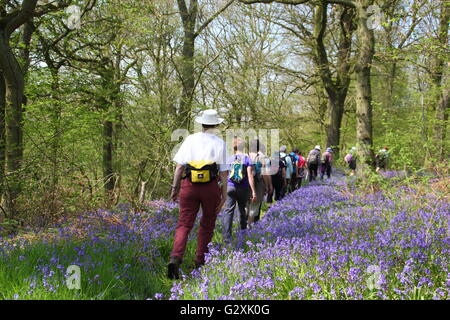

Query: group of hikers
[[222, 141, 333, 243], [167, 109, 390, 279], [343, 146, 390, 176]]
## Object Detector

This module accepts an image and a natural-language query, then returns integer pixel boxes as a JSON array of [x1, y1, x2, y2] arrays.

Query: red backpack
[[297, 155, 306, 168]]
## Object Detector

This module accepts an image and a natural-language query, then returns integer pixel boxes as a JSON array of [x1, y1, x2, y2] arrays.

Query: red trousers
[[171, 178, 221, 264]]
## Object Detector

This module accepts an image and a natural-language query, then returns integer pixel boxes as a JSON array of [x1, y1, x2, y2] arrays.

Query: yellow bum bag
[[185, 161, 218, 183]]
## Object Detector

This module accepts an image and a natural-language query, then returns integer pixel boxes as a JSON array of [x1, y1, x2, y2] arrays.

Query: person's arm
[[170, 164, 185, 201], [215, 170, 228, 213], [262, 157, 273, 194], [247, 166, 257, 201]]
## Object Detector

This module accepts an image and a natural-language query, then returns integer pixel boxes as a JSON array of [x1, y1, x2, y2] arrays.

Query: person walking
[[296, 151, 306, 188], [344, 147, 357, 176], [222, 139, 256, 245], [279, 146, 293, 195], [168, 109, 229, 279], [375, 146, 389, 173], [306, 145, 321, 182], [288, 148, 300, 192], [320, 147, 333, 180], [267, 151, 287, 203], [247, 139, 272, 227]]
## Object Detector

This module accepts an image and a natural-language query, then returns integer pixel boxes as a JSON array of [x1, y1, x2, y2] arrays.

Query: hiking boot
[[168, 256, 182, 280]]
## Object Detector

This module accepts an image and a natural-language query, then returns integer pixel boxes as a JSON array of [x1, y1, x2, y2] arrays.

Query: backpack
[[185, 161, 218, 183], [377, 150, 388, 160], [253, 153, 263, 178], [307, 149, 320, 165], [297, 155, 306, 168], [280, 154, 289, 170], [288, 153, 297, 168], [229, 155, 246, 183], [321, 152, 330, 165], [271, 153, 286, 177], [288, 153, 297, 175]]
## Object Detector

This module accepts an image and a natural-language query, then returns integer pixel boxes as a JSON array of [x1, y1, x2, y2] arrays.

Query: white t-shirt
[[173, 132, 230, 172]]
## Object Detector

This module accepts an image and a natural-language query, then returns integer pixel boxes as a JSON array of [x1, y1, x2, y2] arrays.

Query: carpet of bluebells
[[171, 175, 450, 300], [0, 172, 449, 300], [0, 200, 181, 299]]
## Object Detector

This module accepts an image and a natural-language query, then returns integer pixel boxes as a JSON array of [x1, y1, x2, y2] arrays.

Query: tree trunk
[[176, 0, 233, 128], [436, 64, 449, 160], [112, 53, 123, 204], [355, 1, 375, 175], [138, 181, 147, 203], [0, 72, 5, 198], [50, 72, 62, 198], [20, 21, 34, 78], [99, 64, 121, 203], [433, 0, 449, 160], [179, 40, 195, 128], [326, 93, 346, 153], [102, 119, 115, 201], [177, 0, 198, 129], [0, 30, 25, 217], [332, 7, 355, 159], [313, 3, 354, 158]]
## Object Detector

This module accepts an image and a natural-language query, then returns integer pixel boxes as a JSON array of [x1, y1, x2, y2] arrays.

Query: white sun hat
[[315, 145, 321, 150], [195, 109, 224, 125]]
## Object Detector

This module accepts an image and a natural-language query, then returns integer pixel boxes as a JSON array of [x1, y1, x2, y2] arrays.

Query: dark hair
[[202, 124, 218, 129], [293, 147, 299, 154]]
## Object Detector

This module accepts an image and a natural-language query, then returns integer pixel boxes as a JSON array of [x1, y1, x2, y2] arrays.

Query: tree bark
[[100, 61, 123, 203], [313, 3, 355, 158], [0, 30, 26, 217], [354, 1, 375, 174], [0, 0, 38, 218], [20, 20, 34, 77], [433, 0, 449, 160], [49, 71, 62, 195], [326, 7, 354, 157], [176, 0, 234, 128], [326, 93, 346, 152], [436, 64, 449, 160], [0, 71, 5, 196], [112, 52, 123, 204], [102, 119, 115, 201], [177, 0, 198, 129]]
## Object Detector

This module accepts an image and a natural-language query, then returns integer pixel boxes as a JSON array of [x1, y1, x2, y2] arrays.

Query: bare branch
[[239, 0, 356, 8], [195, 0, 235, 38], [239, 0, 310, 4]]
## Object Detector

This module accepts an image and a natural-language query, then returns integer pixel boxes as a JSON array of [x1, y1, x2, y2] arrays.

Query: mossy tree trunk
[[354, 0, 375, 175], [433, 0, 449, 161], [313, 3, 355, 157]]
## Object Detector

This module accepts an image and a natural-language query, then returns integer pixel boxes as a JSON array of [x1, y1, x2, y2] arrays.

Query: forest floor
[[0, 170, 449, 300]]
